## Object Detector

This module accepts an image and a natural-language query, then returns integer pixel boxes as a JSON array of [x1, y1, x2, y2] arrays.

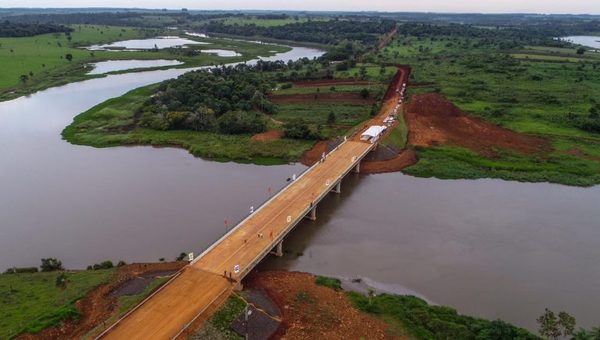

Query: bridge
[[98, 66, 409, 340]]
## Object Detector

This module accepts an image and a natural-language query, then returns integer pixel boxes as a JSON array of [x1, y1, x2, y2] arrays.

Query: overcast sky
[[2, 0, 599, 15]]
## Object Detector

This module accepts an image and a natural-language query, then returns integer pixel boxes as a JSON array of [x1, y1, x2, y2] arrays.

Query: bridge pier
[[331, 181, 341, 194], [270, 240, 284, 257], [353, 162, 361, 174], [305, 205, 317, 221]]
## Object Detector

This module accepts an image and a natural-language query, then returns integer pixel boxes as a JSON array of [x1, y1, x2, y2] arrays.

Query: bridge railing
[[191, 137, 350, 265]]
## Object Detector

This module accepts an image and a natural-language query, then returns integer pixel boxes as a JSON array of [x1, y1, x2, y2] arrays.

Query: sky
[[1, 0, 599, 15]]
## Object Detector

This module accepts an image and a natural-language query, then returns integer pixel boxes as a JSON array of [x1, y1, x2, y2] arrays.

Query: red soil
[[300, 141, 328, 166], [269, 92, 376, 105], [17, 262, 186, 340], [404, 93, 551, 156], [293, 79, 371, 88], [245, 271, 400, 340], [252, 130, 283, 142], [361, 149, 418, 174]]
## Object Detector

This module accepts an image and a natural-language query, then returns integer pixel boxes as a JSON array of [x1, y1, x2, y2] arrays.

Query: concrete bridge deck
[[99, 140, 375, 339]]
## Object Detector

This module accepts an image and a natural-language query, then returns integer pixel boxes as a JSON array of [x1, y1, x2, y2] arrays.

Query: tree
[[537, 308, 560, 340], [576, 47, 586, 55], [40, 258, 63, 272], [360, 88, 370, 99], [359, 66, 368, 80], [65, 53, 73, 62], [327, 111, 336, 125], [557, 311, 576, 338], [19, 74, 28, 83], [589, 106, 599, 119]]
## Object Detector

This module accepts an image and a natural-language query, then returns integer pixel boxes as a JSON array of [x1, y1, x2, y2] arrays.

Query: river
[[0, 42, 598, 331]]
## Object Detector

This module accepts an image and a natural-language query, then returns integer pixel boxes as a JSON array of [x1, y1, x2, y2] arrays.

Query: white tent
[[361, 125, 386, 142]]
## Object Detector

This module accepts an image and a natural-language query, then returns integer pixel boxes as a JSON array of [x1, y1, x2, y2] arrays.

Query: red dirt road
[[404, 93, 550, 156]]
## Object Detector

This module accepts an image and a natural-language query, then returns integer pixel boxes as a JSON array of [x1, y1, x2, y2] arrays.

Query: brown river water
[[0, 45, 598, 331]]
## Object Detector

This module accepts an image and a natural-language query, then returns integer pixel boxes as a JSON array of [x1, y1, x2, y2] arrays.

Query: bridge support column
[[305, 205, 317, 221], [272, 240, 283, 257], [353, 162, 361, 174], [332, 181, 341, 194]]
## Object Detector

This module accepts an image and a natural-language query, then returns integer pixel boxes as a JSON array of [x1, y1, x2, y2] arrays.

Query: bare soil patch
[[404, 93, 551, 156], [17, 262, 186, 340], [361, 149, 418, 174], [244, 271, 398, 340], [251, 130, 283, 142], [293, 79, 371, 88], [270, 92, 376, 105]]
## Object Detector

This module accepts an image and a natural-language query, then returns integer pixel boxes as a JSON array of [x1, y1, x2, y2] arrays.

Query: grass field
[[379, 35, 600, 186], [0, 25, 289, 102], [0, 269, 113, 339]]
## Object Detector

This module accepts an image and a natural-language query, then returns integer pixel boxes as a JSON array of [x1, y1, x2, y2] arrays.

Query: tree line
[[0, 21, 72, 37], [201, 19, 397, 46]]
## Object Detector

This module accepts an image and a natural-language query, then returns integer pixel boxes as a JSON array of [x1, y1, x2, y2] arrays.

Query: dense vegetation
[[201, 19, 396, 46], [0, 21, 72, 37], [140, 63, 280, 134], [348, 292, 539, 339]]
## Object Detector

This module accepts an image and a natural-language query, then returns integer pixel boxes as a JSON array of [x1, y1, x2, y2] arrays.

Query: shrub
[[283, 119, 320, 140], [315, 276, 342, 290], [90, 260, 114, 270], [217, 110, 266, 135], [40, 258, 63, 272]]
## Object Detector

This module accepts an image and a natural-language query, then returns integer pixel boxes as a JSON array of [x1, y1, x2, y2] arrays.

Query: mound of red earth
[[269, 92, 376, 105], [292, 79, 371, 88], [244, 271, 398, 340], [360, 149, 418, 174], [404, 93, 550, 156]]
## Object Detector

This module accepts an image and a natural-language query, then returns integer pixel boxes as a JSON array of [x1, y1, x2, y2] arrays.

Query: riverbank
[[2, 268, 540, 339]]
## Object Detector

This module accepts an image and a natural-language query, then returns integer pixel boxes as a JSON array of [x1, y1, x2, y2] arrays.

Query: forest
[[200, 19, 397, 46], [139, 62, 283, 134], [0, 21, 72, 37]]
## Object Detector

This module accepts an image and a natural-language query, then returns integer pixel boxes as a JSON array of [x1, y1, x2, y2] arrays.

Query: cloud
[[3, 0, 599, 14]]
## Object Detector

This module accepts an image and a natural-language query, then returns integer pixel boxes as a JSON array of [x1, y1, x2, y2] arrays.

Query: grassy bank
[[0, 269, 113, 339], [62, 84, 315, 164], [377, 34, 600, 186], [347, 292, 539, 339]]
